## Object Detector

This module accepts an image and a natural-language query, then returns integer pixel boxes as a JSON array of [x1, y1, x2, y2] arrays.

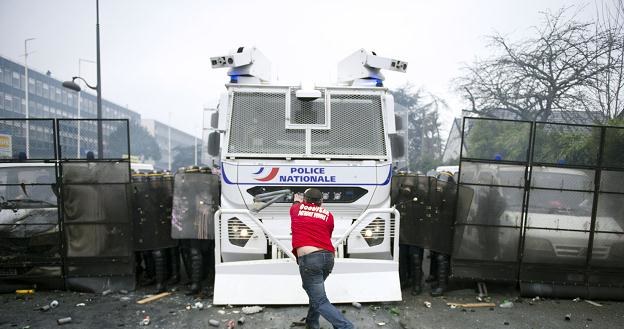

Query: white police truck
[[206, 47, 407, 305]]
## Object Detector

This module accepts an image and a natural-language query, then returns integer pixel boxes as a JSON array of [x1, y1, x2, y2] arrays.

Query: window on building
[[36, 80, 43, 96], [12, 95, 20, 113], [29, 77, 35, 92], [20, 74, 25, 90], [62, 90, 67, 105], [4, 94, 11, 111], [12, 71, 20, 89], [3, 68, 11, 85], [55, 88, 61, 103], [43, 83, 49, 98]]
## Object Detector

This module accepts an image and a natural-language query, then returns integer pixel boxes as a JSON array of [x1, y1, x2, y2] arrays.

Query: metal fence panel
[[56, 119, 129, 160], [0, 119, 56, 160], [0, 162, 62, 290], [60, 156, 133, 292], [455, 117, 624, 299], [461, 119, 532, 162]]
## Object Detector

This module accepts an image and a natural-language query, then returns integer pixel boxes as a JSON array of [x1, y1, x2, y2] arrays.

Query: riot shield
[[61, 162, 134, 292], [171, 170, 220, 240], [391, 174, 456, 254], [131, 173, 177, 251]]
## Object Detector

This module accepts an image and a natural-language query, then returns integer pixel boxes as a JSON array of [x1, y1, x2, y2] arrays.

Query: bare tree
[[456, 8, 614, 122], [581, 0, 624, 122]]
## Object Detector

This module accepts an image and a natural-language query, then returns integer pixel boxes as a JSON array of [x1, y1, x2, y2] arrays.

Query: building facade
[[141, 119, 198, 171], [0, 55, 197, 162]]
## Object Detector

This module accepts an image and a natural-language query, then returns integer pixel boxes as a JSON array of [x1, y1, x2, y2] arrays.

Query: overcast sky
[[0, 0, 598, 137]]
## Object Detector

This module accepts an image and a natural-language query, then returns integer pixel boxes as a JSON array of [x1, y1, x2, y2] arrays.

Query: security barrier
[[453, 117, 624, 299], [0, 119, 132, 292]]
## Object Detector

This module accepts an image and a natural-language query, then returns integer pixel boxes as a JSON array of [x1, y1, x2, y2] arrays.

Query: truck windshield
[[227, 90, 387, 158]]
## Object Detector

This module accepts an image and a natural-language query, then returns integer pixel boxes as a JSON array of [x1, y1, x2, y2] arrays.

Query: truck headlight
[[228, 217, 252, 247], [361, 217, 385, 247]]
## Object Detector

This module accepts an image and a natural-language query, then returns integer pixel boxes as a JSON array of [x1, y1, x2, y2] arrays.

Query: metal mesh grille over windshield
[[290, 90, 326, 125], [311, 94, 386, 156], [228, 91, 305, 154]]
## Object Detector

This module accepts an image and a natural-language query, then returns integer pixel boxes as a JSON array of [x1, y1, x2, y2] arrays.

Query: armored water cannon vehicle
[[205, 47, 408, 305]]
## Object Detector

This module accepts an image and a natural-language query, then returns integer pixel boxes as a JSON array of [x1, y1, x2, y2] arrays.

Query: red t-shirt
[[290, 202, 335, 254]]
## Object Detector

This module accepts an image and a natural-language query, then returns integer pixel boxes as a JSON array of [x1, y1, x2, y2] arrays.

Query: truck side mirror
[[394, 114, 404, 131], [390, 135, 405, 158], [207, 132, 220, 156], [210, 112, 219, 129]]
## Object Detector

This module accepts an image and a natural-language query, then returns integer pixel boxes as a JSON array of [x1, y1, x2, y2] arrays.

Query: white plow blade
[[213, 258, 401, 305]]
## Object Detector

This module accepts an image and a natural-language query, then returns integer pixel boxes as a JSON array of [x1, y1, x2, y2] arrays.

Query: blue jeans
[[298, 251, 354, 329]]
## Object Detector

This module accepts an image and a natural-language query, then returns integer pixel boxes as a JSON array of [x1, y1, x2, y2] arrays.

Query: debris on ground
[[351, 302, 362, 309], [565, 313, 571, 321], [102, 289, 112, 296], [226, 319, 236, 329], [140, 315, 150, 326], [499, 301, 514, 308], [585, 300, 603, 307], [504, 321, 509, 326], [389, 307, 400, 315], [40, 305, 50, 312], [57, 317, 72, 325], [241, 305, 263, 314], [424, 301, 432, 308], [477, 282, 488, 298], [218, 310, 226, 314], [209, 319, 220, 327], [192, 302, 204, 309], [76, 303, 86, 307], [237, 316, 246, 325], [573, 297, 581, 302], [137, 292, 171, 304], [290, 317, 306, 327], [377, 322, 386, 326], [120, 297, 131, 301], [119, 290, 129, 294], [15, 289, 35, 295], [447, 302, 496, 308], [50, 300, 59, 309], [476, 296, 491, 302]]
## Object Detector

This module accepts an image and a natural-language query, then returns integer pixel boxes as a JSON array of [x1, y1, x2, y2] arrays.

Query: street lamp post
[[63, 0, 103, 159], [76, 58, 95, 158], [168, 113, 172, 172], [24, 37, 35, 158], [95, 0, 103, 159]]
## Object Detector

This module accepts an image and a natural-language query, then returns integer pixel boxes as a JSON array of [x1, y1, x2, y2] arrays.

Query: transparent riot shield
[[132, 174, 177, 251], [391, 174, 455, 254], [61, 162, 134, 292], [171, 170, 220, 239]]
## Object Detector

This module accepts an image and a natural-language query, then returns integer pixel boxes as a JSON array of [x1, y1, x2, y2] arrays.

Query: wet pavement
[[1, 283, 624, 329]]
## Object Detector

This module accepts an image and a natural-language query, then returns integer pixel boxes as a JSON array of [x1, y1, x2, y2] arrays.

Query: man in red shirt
[[290, 188, 354, 329]]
